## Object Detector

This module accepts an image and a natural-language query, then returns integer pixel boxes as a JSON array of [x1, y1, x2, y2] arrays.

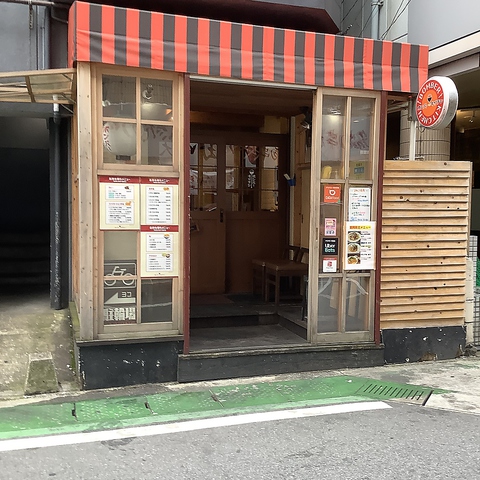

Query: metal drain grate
[[356, 381, 434, 405]]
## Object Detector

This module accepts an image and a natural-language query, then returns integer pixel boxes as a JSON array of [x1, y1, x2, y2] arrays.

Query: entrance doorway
[[190, 133, 287, 295], [187, 79, 314, 352]]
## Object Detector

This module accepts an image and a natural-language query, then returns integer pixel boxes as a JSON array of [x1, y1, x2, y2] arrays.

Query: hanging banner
[[345, 222, 376, 270]]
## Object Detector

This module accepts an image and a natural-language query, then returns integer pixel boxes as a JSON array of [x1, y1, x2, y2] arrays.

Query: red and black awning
[[68, 1, 428, 93]]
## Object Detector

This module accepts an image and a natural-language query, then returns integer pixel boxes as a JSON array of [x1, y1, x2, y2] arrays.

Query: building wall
[[0, 3, 69, 73], [408, 0, 480, 49], [341, 0, 408, 41]]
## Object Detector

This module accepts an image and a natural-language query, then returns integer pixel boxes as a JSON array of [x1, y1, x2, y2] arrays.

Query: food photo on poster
[[345, 222, 375, 270]]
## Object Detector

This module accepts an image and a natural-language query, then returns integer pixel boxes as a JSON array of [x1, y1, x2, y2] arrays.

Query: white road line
[[0, 401, 391, 452]]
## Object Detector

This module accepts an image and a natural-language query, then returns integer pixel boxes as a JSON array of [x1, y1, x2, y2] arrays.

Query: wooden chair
[[252, 245, 300, 298], [264, 247, 309, 311]]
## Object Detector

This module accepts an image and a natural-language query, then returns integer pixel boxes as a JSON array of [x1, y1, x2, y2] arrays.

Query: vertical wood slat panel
[[380, 161, 472, 330]]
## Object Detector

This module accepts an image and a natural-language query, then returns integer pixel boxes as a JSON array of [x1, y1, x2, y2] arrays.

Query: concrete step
[[178, 344, 384, 383]]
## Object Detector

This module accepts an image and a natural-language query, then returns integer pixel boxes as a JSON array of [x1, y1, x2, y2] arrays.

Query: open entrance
[[188, 80, 380, 353], [189, 80, 314, 351]]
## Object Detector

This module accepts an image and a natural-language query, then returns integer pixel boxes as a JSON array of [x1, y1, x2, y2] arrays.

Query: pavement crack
[[144, 399, 154, 414], [71, 402, 78, 420], [209, 389, 224, 407]]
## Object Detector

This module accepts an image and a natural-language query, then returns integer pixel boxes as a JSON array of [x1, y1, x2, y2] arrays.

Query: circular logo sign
[[416, 76, 458, 129]]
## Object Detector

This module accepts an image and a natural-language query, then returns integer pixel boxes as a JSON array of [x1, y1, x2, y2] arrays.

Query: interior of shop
[[188, 80, 314, 351]]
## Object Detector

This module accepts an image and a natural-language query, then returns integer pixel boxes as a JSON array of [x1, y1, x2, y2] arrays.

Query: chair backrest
[[283, 245, 300, 261], [296, 247, 309, 263]]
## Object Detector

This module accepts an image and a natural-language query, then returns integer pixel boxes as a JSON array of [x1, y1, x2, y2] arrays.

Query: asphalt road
[[1, 401, 480, 480]]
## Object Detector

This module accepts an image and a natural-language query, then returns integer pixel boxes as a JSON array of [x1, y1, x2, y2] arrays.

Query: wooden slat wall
[[380, 161, 472, 329]]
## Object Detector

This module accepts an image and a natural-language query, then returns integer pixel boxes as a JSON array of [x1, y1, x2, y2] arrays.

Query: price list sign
[[140, 224, 179, 277], [99, 176, 140, 230], [141, 178, 179, 225]]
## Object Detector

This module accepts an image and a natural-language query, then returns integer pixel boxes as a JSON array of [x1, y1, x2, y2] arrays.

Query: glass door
[[309, 90, 380, 343]]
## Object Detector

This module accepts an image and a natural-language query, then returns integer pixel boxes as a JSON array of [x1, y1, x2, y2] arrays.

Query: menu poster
[[345, 221, 376, 270], [140, 225, 179, 277], [140, 178, 179, 226], [99, 176, 140, 230], [348, 187, 371, 222]]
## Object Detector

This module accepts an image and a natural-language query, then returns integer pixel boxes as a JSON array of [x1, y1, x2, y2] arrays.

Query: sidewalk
[[1, 285, 480, 441], [1, 356, 479, 442]]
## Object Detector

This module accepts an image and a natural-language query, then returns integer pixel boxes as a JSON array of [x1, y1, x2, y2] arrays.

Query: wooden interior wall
[[293, 115, 310, 249], [380, 160, 472, 329]]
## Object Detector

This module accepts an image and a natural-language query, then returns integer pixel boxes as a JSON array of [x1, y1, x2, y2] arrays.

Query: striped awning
[[68, 1, 428, 94]]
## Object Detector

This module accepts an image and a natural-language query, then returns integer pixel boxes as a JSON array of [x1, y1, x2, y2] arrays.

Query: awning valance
[[68, 1, 428, 94]]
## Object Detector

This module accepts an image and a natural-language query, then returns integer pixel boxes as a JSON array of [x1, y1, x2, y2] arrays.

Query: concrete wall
[[408, 0, 480, 49], [0, 3, 69, 73], [342, 0, 480, 46], [341, 0, 407, 41]]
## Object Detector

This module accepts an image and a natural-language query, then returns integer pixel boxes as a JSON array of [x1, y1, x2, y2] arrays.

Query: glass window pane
[[321, 96, 346, 179], [345, 276, 369, 331], [140, 78, 173, 121], [260, 190, 278, 211], [226, 144, 241, 167], [261, 169, 278, 190], [226, 167, 240, 190], [225, 192, 240, 211], [102, 75, 136, 119], [199, 144, 218, 167], [104, 231, 137, 262], [190, 143, 217, 211], [244, 145, 259, 167], [349, 97, 374, 180], [263, 146, 278, 168], [141, 279, 172, 323], [201, 167, 217, 190], [141, 125, 173, 165], [103, 231, 138, 326], [103, 121, 137, 163], [317, 277, 341, 333]]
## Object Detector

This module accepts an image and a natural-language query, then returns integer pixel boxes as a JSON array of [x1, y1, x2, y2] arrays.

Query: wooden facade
[[380, 160, 472, 329]]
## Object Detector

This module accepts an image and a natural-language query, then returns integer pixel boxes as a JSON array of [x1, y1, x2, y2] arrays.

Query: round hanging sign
[[416, 76, 458, 129]]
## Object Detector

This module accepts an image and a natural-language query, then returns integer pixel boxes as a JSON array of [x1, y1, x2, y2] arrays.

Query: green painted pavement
[[0, 376, 441, 441]]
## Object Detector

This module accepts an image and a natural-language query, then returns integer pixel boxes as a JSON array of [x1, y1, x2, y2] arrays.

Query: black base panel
[[77, 340, 183, 390], [382, 326, 466, 364]]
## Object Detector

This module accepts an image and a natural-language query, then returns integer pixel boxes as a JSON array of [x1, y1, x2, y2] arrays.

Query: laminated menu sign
[[146, 253, 173, 272], [345, 221, 375, 270], [141, 177, 179, 225], [106, 201, 134, 225], [99, 176, 140, 230], [348, 187, 371, 222], [140, 225, 179, 277]]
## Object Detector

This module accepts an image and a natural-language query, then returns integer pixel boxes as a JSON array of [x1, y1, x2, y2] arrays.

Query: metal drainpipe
[[371, 1, 383, 40], [0, 0, 69, 8], [44, 6, 50, 69], [50, 109, 63, 310]]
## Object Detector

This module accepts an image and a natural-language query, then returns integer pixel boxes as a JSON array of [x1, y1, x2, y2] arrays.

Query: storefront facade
[[59, 0, 442, 389]]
